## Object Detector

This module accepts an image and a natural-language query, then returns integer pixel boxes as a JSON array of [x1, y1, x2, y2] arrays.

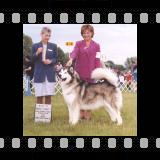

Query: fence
[[23, 74, 137, 96]]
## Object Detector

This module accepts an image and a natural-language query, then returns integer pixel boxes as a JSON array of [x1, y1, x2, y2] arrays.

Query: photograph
[[23, 24, 137, 136]]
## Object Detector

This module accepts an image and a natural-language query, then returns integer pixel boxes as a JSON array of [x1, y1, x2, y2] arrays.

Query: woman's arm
[[70, 41, 80, 60], [49, 52, 57, 65], [32, 44, 42, 62], [45, 44, 58, 65], [66, 41, 80, 66], [25, 66, 32, 71]]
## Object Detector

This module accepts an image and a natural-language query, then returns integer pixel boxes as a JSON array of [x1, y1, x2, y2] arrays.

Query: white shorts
[[34, 77, 56, 97]]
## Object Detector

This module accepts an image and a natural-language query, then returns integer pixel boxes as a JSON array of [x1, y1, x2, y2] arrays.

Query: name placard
[[35, 104, 52, 123]]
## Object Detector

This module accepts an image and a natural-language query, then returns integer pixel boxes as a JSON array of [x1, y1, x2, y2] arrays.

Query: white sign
[[96, 52, 107, 62], [35, 104, 52, 123], [100, 54, 107, 62], [96, 52, 101, 58]]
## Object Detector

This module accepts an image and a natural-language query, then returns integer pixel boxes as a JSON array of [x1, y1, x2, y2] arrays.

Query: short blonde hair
[[41, 27, 51, 34], [81, 24, 94, 38]]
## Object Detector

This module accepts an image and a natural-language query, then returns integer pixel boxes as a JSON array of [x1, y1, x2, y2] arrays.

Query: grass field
[[23, 93, 137, 136]]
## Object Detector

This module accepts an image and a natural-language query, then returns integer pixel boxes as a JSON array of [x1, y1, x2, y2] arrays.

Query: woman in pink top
[[66, 24, 101, 120]]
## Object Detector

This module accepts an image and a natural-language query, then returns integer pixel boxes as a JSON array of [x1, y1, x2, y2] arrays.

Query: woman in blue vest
[[32, 27, 57, 105]]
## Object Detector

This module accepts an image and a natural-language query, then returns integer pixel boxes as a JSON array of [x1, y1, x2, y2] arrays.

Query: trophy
[[42, 45, 47, 62]]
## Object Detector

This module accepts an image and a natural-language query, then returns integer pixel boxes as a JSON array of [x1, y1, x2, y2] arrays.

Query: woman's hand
[[36, 47, 43, 55], [66, 58, 73, 66], [43, 59, 52, 65], [25, 67, 31, 71]]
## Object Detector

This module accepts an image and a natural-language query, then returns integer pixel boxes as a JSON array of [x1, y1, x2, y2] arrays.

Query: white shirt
[[42, 44, 47, 61]]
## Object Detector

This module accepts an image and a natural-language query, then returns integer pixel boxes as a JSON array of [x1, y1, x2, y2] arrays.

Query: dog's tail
[[91, 68, 118, 87]]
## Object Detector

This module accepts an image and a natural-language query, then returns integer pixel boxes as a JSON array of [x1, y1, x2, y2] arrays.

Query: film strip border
[[0, 137, 160, 151], [0, 8, 160, 23]]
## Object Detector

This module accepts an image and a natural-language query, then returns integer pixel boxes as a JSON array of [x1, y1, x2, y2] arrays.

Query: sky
[[23, 24, 137, 65]]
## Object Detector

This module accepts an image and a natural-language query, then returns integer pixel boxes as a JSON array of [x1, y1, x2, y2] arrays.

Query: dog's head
[[58, 66, 75, 84]]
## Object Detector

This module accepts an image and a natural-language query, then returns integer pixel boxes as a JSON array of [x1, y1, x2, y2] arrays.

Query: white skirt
[[34, 77, 56, 97]]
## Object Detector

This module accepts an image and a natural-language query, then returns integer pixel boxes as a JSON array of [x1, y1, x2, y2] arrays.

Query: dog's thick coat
[[59, 67, 123, 125]]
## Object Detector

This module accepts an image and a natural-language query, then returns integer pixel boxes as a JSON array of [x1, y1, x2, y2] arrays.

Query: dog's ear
[[69, 66, 74, 74]]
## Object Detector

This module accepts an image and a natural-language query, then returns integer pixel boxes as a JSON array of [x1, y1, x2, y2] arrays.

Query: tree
[[104, 60, 115, 68], [115, 64, 126, 71], [64, 52, 70, 64], [23, 33, 33, 58], [125, 57, 137, 70], [57, 47, 69, 65]]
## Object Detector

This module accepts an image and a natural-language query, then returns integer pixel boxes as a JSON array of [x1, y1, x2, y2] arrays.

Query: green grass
[[23, 93, 137, 136]]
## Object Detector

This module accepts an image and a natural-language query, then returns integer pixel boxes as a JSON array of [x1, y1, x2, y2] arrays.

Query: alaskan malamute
[[58, 67, 123, 125]]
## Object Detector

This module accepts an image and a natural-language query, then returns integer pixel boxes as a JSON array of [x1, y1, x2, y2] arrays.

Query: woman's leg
[[80, 110, 85, 119], [84, 110, 91, 120], [36, 96, 44, 104], [45, 95, 51, 104]]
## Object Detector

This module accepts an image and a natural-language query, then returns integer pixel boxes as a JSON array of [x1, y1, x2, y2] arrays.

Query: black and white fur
[[58, 67, 123, 125]]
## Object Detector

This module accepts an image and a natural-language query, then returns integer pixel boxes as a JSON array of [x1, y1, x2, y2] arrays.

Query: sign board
[[100, 54, 107, 62], [66, 42, 74, 46], [35, 104, 52, 123]]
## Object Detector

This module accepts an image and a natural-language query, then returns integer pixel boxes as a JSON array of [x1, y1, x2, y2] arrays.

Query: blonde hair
[[81, 24, 94, 38], [41, 27, 51, 34]]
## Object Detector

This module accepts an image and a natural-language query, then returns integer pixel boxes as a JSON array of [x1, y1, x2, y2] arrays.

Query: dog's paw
[[69, 120, 78, 126], [69, 123, 77, 126], [116, 116, 123, 125], [111, 116, 117, 122]]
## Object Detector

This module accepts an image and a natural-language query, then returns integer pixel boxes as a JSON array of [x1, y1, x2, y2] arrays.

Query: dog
[[58, 66, 123, 125]]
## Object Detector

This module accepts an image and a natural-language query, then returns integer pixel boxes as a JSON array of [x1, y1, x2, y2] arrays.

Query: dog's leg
[[116, 110, 123, 125], [70, 105, 80, 125], [68, 105, 74, 124], [104, 90, 123, 125], [110, 106, 123, 125], [68, 105, 73, 124], [114, 89, 123, 125], [104, 102, 117, 122], [104, 101, 123, 125], [113, 108, 123, 125], [111, 93, 123, 125]]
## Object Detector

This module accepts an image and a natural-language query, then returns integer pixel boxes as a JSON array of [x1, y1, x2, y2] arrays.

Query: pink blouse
[[70, 40, 101, 83]]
